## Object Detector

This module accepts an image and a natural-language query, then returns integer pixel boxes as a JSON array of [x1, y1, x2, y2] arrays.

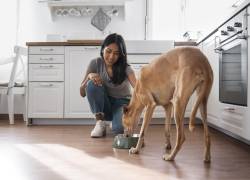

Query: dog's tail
[[189, 75, 213, 132], [189, 52, 214, 132], [189, 61, 213, 132]]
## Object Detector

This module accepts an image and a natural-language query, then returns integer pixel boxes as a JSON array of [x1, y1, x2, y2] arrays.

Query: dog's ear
[[123, 105, 129, 114]]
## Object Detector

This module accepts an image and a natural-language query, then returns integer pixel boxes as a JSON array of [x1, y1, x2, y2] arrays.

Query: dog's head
[[122, 80, 145, 136], [122, 105, 137, 136]]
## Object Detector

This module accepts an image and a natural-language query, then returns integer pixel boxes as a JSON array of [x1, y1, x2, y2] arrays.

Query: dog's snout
[[124, 129, 130, 137]]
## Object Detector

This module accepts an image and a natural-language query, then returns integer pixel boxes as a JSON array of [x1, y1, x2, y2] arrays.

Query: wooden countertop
[[174, 41, 197, 46], [26, 40, 197, 46], [26, 40, 103, 46]]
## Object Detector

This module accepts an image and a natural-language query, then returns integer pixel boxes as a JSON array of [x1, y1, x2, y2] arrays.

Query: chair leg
[[7, 93, 14, 124], [23, 93, 28, 122]]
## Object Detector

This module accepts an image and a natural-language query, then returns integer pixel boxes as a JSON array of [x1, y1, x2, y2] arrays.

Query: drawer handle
[[40, 57, 54, 61], [40, 48, 54, 51], [39, 83, 54, 87], [84, 47, 99, 50], [224, 107, 235, 112], [39, 65, 54, 68]]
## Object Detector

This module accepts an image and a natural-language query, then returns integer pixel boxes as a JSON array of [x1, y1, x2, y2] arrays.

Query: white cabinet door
[[28, 82, 64, 118], [65, 46, 101, 118], [200, 37, 221, 126]]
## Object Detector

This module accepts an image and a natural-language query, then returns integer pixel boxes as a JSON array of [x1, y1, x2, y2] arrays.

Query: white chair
[[0, 46, 27, 124]]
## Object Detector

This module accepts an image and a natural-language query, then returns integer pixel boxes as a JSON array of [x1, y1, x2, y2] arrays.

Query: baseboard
[[208, 122, 250, 145], [0, 114, 201, 126], [0, 114, 23, 120], [29, 117, 202, 125]]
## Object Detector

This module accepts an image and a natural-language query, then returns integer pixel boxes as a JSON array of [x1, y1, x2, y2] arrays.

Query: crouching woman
[[80, 33, 136, 138]]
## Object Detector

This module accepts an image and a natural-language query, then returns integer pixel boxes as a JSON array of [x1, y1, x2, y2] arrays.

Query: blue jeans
[[85, 80, 130, 134]]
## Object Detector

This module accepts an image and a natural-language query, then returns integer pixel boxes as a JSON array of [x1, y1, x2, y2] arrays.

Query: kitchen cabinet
[[28, 46, 64, 119], [64, 46, 101, 118], [26, 40, 174, 124], [200, 33, 250, 141], [28, 82, 64, 118]]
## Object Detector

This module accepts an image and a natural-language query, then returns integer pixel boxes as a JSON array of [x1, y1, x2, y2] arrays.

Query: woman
[[80, 33, 136, 138]]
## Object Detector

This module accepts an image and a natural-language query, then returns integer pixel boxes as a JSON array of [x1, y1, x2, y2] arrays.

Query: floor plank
[[0, 119, 249, 180]]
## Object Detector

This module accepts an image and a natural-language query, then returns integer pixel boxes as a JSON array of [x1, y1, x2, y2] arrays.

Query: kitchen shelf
[[45, 0, 132, 21], [47, 0, 131, 7]]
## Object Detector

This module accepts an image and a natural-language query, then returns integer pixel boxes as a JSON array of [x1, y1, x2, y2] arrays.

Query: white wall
[[0, 1, 17, 56], [0, 0, 146, 114], [18, 0, 146, 45]]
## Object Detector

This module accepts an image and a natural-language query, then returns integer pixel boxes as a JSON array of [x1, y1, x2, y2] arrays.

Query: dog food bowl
[[113, 134, 139, 149]]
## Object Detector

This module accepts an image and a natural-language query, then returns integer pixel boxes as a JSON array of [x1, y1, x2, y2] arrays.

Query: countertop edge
[[26, 41, 197, 47]]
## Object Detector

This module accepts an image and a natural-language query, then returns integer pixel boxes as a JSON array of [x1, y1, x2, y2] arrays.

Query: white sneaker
[[91, 120, 106, 138]]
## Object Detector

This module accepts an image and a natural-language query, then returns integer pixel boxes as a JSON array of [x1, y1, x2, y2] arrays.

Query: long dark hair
[[100, 33, 128, 85]]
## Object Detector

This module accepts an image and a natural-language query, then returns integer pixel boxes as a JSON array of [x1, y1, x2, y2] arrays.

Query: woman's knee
[[86, 80, 104, 95]]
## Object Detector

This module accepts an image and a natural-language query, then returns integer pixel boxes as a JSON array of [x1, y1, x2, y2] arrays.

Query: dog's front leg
[[163, 104, 172, 151], [129, 104, 155, 154]]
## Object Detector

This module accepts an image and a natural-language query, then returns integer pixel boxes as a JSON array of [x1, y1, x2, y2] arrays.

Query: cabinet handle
[[40, 48, 54, 51], [40, 57, 54, 61], [39, 83, 54, 87], [84, 47, 99, 50], [39, 65, 54, 68], [224, 107, 235, 112]]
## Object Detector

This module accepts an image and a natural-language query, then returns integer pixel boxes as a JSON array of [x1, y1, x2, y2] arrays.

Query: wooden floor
[[0, 118, 250, 180]]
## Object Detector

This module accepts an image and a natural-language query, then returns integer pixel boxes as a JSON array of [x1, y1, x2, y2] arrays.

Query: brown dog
[[122, 47, 213, 162]]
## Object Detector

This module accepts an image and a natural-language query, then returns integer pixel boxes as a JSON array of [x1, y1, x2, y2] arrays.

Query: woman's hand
[[88, 73, 103, 86]]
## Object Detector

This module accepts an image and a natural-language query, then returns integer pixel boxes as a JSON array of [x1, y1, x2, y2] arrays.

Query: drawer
[[29, 55, 64, 64], [28, 82, 64, 118], [219, 104, 247, 136], [29, 64, 64, 81], [220, 106, 245, 126], [29, 46, 64, 55]]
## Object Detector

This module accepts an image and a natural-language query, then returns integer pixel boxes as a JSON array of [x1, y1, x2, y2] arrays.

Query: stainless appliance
[[215, 9, 248, 106]]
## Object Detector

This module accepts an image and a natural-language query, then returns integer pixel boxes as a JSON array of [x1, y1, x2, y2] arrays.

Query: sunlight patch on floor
[[0, 145, 30, 180], [15, 143, 177, 180]]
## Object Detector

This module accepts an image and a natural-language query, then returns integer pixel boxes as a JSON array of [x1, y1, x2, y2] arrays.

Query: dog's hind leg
[[198, 82, 212, 163], [189, 84, 203, 132], [129, 102, 156, 154], [200, 97, 211, 163], [163, 103, 172, 151], [163, 96, 186, 161]]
